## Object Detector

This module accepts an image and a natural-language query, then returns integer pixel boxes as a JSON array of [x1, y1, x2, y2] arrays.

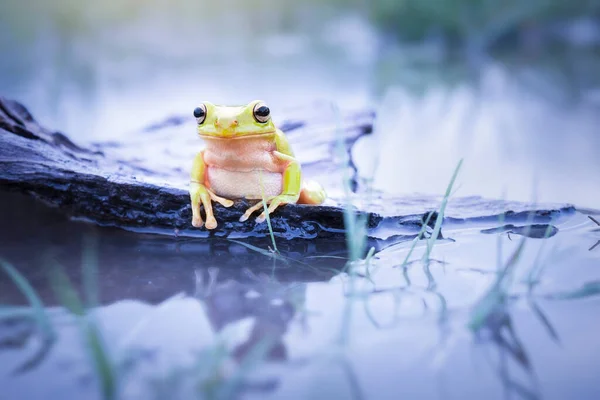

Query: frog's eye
[[193, 104, 207, 125], [253, 102, 270, 123]]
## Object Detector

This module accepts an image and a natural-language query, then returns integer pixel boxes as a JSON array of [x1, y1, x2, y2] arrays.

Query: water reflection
[[0, 192, 351, 398], [195, 267, 307, 363], [588, 216, 600, 252], [474, 309, 541, 400], [0, 193, 348, 307]]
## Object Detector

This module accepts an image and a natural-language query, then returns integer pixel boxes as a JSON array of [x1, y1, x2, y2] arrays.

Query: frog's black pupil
[[193, 107, 205, 118], [255, 106, 270, 117]]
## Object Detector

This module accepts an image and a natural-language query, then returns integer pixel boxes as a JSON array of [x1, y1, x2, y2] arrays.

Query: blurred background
[[1, 0, 599, 207]]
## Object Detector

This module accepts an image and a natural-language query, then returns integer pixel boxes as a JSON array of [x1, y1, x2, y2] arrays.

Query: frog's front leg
[[190, 151, 234, 229], [240, 151, 301, 223]]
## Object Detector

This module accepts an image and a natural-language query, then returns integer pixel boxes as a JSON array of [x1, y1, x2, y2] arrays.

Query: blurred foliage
[[0, 0, 598, 122], [342, 0, 600, 48], [1, 0, 598, 58], [3, 0, 599, 43]]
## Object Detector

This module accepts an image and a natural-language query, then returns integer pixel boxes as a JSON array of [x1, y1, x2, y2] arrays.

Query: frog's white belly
[[207, 168, 282, 199]]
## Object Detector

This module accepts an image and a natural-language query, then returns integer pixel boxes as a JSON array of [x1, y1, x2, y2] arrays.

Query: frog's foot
[[239, 200, 269, 223], [256, 194, 297, 224], [207, 189, 234, 208], [190, 183, 219, 229], [297, 180, 327, 205], [190, 186, 205, 228], [202, 198, 218, 230], [192, 214, 204, 228]]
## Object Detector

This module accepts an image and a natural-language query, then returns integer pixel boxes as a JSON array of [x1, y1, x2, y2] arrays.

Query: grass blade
[[399, 211, 435, 269], [528, 300, 560, 344], [424, 159, 463, 261], [259, 171, 278, 253], [468, 235, 527, 331], [48, 264, 85, 316], [544, 281, 600, 300], [82, 232, 100, 308], [338, 355, 365, 400], [216, 336, 274, 400], [227, 239, 288, 264], [48, 263, 117, 400], [0, 258, 53, 337], [363, 246, 376, 283]]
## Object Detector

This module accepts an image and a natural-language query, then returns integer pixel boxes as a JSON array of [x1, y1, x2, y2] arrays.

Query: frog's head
[[193, 100, 276, 139]]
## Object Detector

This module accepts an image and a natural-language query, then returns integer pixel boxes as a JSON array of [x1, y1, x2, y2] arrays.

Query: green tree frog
[[189, 100, 327, 229]]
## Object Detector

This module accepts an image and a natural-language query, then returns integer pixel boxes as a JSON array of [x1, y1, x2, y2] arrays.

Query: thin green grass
[[259, 170, 278, 254], [82, 232, 100, 308], [46, 234, 118, 400], [362, 289, 404, 329], [423, 159, 463, 263], [525, 223, 557, 294], [332, 101, 370, 346], [468, 206, 542, 332], [0, 258, 56, 374], [338, 354, 366, 400], [543, 281, 600, 300], [393, 158, 462, 282], [468, 232, 528, 332], [332, 103, 370, 264], [0, 306, 41, 320], [363, 246, 376, 283], [0, 258, 53, 338], [399, 211, 435, 269], [529, 300, 560, 343], [305, 255, 348, 260], [228, 239, 287, 263], [216, 336, 275, 400], [227, 238, 345, 277], [496, 193, 508, 273]]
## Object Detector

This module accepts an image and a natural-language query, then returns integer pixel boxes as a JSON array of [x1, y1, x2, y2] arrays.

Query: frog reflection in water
[[189, 100, 327, 229]]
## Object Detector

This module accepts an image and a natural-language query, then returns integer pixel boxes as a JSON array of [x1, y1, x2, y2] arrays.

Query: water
[[1, 191, 599, 399]]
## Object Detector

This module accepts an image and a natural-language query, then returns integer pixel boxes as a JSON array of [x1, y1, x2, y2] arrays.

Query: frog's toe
[[208, 190, 234, 208], [256, 210, 274, 224], [205, 218, 218, 230], [256, 196, 287, 222], [240, 201, 265, 223], [192, 215, 204, 228]]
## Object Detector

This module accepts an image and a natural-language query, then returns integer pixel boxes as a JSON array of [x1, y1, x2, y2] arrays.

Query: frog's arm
[[273, 129, 301, 199], [275, 129, 326, 206], [273, 128, 295, 157], [239, 129, 302, 223], [189, 151, 233, 229]]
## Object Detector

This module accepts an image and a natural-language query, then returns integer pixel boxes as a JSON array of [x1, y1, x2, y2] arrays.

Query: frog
[[189, 100, 327, 229]]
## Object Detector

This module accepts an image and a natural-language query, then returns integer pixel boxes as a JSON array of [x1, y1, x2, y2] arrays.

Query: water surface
[[1, 192, 599, 399]]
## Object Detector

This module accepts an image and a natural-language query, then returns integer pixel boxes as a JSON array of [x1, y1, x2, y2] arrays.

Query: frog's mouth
[[199, 131, 276, 140]]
